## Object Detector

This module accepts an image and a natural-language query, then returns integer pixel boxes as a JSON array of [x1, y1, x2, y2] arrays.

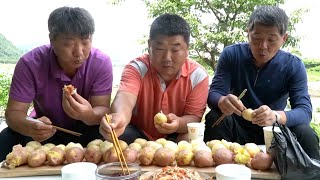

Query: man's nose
[[258, 41, 268, 49], [73, 44, 84, 57]]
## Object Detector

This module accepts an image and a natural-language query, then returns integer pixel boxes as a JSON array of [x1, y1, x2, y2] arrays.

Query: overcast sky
[[0, 0, 319, 62]]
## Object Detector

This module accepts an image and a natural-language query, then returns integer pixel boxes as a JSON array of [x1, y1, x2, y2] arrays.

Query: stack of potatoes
[[3, 138, 273, 171]]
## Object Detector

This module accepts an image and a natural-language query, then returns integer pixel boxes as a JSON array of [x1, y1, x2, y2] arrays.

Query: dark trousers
[[118, 124, 178, 145], [204, 109, 320, 160], [0, 122, 103, 161]]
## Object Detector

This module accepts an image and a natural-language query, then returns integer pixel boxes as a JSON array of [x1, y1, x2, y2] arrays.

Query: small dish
[[215, 164, 251, 180], [61, 162, 97, 180], [95, 162, 141, 180]]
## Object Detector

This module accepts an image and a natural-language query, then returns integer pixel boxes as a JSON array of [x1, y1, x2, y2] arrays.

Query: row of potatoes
[[3, 138, 273, 171]]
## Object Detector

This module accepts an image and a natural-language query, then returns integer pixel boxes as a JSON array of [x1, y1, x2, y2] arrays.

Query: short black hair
[[247, 6, 288, 36], [149, 13, 190, 45], [48, 6, 95, 40]]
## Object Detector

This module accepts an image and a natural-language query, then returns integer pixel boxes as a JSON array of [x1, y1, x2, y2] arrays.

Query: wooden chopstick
[[51, 125, 82, 136], [105, 114, 130, 175], [25, 117, 82, 136], [212, 89, 248, 127]]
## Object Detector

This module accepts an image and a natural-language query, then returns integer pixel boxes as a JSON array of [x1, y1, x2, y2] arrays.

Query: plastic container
[[215, 164, 251, 180], [95, 162, 141, 180], [61, 162, 97, 180]]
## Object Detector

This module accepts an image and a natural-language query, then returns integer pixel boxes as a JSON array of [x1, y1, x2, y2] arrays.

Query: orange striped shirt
[[119, 54, 209, 140]]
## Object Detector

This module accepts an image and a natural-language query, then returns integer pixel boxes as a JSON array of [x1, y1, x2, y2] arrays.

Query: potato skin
[[5, 144, 29, 169], [65, 147, 85, 164], [175, 149, 194, 166], [27, 149, 46, 167], [123, 148, 138, 163], [212, 148, 234, 165], [138, 146, 155, 166], [47, 147, 65, 166], [194, 150, 214, 168], [251, 152, 273, 171], [153, 147, 175, 167], [84, 145, 102, 164]]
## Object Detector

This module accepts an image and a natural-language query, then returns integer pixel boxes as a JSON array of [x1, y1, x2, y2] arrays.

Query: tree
[[142, 0, 307, 70]]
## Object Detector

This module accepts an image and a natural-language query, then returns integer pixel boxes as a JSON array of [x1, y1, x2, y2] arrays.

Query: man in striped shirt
[[100, 14, 209, 143]]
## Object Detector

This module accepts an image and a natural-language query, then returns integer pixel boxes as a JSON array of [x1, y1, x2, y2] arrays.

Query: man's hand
[[251, 105, 275, 126], [99, 113, 127, 141], [218, 94, 245, 116], [155, 113, 179, 134], [28, 116, 56, 142], [62, 91, 92, 121]]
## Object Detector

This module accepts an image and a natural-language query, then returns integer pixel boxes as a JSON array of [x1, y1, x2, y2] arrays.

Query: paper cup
[[187, 122, 205, 143], [263, 126, 281, 152]]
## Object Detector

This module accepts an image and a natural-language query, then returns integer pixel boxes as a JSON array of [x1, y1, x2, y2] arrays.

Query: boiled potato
[[229, 142, 242, 153], [41, 143, 55, 153], [175, 149, 193, 166], [242, 108, 254, 121], [123, 148, 138, 163], [250, 152, 273, 170], [87, 139, 103, 147], [118, 140, 128, 151], [65, 142, 83, 152], [153, 147, 175, 166], [47, 147, 65, 166], [164, 141, 179, 154], [5, 144, 29, 169], [134, 138, 147, 147], [138, 146, 155, 166], [128, 142, 142, 153], [144, 141, 162, 150], [155, 138, 167, 147], [211, 143, 227, 155], [234, 147, 251, 165], [177, 140, 192, 151], [244, 143, 261, 158], [103, 146, 119, 163], [100, 140, 113, 154], [27, 149, 46, 167], [56, 144, 66, 151], [26, 141, 42, 150], [154, 111, 167, 125], [206, 140, 222, 149], [194, 150, 214, 167], [84, 145, 102, 164], [212, 148, 234, 165]]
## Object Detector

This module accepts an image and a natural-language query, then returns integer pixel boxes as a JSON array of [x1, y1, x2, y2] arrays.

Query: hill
[[0, 33, 24, 63]]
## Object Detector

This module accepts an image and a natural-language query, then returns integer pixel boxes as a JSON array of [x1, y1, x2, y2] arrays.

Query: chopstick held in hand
[[105, 114, 130, 175], [25, 116, 82, 136], [212, 89, 248, 127]]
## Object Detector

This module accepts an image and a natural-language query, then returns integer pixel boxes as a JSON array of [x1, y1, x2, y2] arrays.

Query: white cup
[[187, 122, 205, 143], [216, 164, 251, 180], [263, 126, 281, 152]]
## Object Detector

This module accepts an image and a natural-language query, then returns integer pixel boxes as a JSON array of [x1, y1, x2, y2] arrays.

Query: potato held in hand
[[242, 108, 254, 121], [154, 111, 167, 125]]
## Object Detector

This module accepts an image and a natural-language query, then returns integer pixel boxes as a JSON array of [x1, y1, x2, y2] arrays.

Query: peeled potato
[[27, 149, 46, 167], [128, 142, 142, 153], [47, 147, 65, 166], [155, 138, 167, 147], [244, 143, 261, 158], [26, 141, 42, 150], [87, 139, 103, 147], [176, 149, 194, 166], [134, 138, 147, 147], [242, 108, 254, 121], [154, 111, 167, 125], [118, 140, 128, 151], [100, 140, 113, 154], [5, 144, 29, 169]]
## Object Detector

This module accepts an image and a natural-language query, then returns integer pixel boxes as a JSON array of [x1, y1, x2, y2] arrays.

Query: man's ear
[[282, 33, 289, 42]]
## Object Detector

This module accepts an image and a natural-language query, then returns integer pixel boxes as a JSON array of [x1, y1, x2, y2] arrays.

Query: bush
[[0, 72, 12, 114]]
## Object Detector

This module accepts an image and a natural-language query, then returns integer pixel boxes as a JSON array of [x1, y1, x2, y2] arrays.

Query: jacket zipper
[[254, 68, 261, 87]]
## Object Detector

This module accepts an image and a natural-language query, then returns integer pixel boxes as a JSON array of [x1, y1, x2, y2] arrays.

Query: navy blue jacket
[[207, 43, 312, 127]]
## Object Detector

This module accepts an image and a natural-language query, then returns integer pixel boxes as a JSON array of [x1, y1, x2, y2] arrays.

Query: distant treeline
[[0, 33, 24, 64]]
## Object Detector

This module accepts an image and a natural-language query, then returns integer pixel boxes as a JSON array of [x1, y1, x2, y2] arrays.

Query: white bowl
[[216, 164, 251, 180], [61, 162, 97, 180]]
